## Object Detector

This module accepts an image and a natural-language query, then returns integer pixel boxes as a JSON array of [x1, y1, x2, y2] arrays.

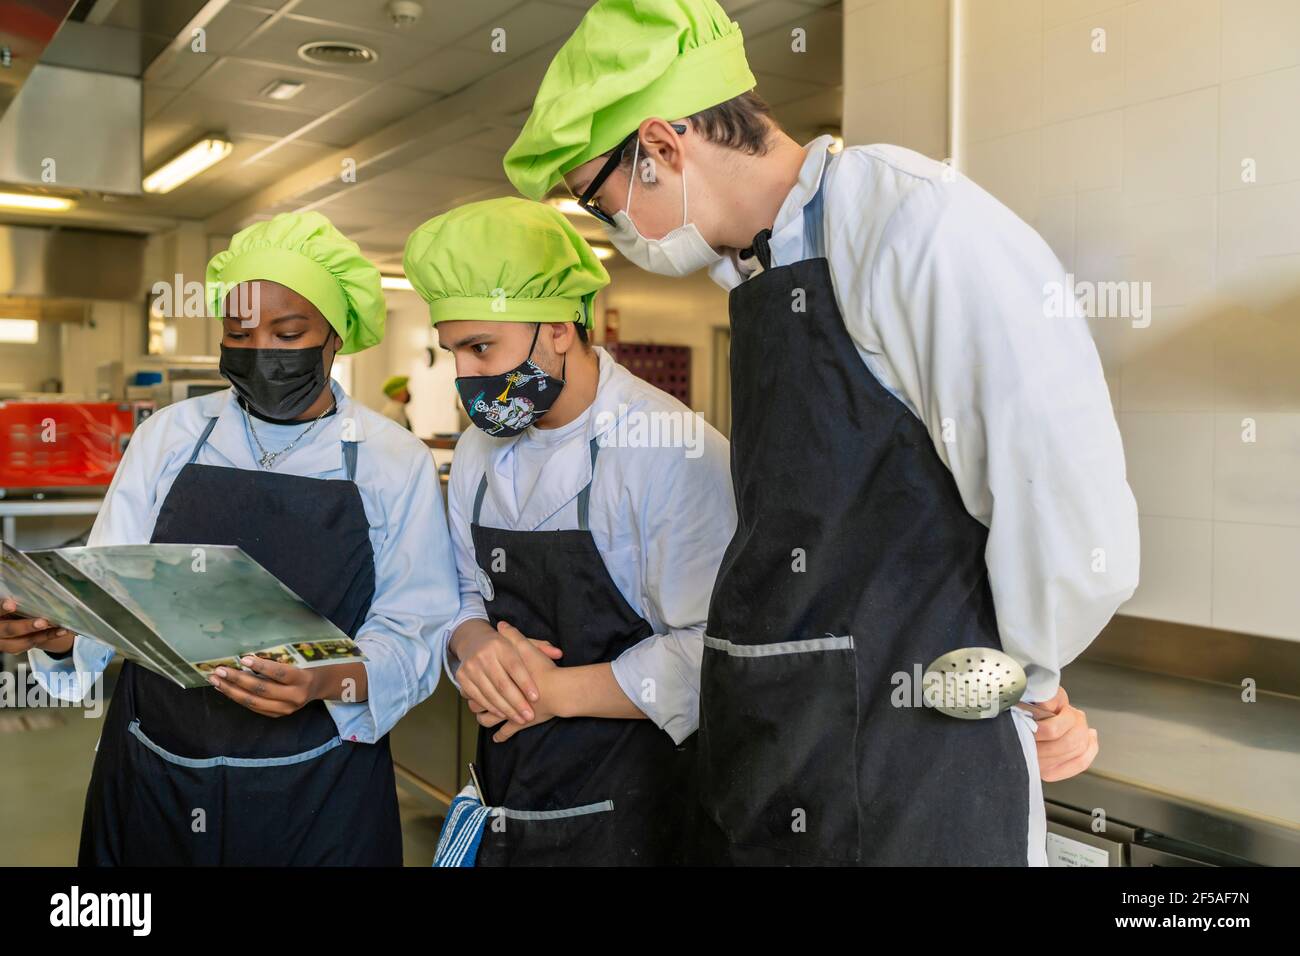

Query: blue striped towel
[[433, 790, 493, 867]]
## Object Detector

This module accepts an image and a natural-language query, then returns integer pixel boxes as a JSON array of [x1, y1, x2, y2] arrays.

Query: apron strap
[[802, 156, 830, 260], [472, 472, 489, 525], [471, 437, 602, 530], [188, 417, 220, 463], [740, 149, 838, 270], [342, 441, 358, 482], [574, 437, 601, 532]]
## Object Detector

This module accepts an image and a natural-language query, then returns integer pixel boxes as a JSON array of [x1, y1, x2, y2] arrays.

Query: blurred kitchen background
[[1, 0, 1298, 866]]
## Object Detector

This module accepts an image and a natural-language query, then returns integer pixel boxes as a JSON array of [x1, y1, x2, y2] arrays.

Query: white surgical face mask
[[605, 138, 722, 277]]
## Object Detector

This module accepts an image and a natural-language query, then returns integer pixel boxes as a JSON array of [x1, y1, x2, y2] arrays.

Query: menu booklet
[[0, 542, 365, 689]]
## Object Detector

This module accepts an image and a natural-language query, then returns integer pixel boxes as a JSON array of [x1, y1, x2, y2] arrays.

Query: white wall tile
[[903, 63, 951, 159], [1214, 413, 1300, 528], [1213, 522, 1300, 640], [1121, 514, 1214, 626], [964, 128, 1043, 223], [963, 0, 1042, 53], [1217, 179, 1300, 287], [850, 0, 908, 84], [1221, 0, 1300, 81], [962, 34, 1042, 143], [1122, 194, 1218, 308], [1122, 87, 1219, 207], [1124, 0, 1220, 105], [1040, 109, 1124, 196], [1219, 66, 1300, 192], [1214, 298, 1300, 413], [1034, 192, 1077, 268], [1043, 9, 1126, 123], [1118, 307, 1216, 412], [1043, 0, 1129, 31], [903, 0, 950, 73], [1119, 411, 1215, 519]]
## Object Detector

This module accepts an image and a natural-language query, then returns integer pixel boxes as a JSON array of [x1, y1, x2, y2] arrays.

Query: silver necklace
[[241, 401, 334, 470]]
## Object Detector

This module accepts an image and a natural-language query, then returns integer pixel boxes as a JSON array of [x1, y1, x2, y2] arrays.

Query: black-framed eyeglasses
[[575, 123, 687, 226]]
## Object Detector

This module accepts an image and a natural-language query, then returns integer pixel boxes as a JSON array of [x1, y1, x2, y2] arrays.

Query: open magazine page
[[0, 542, 177, 683], [51, 544, 366, 687], [25, 550, 196, 686]]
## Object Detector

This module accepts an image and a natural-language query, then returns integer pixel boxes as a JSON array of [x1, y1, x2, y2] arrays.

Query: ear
[[637, 117, 686, 176], [547, 320, 577, 356]]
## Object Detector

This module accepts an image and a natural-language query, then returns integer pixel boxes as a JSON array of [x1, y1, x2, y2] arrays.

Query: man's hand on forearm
[[450, 618, 563, 725], [477, 624, 647, 743]]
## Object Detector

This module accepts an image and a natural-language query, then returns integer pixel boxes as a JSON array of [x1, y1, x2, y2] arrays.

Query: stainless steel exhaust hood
[[0, 1, 79, 119], [0, 222, 144, 301]]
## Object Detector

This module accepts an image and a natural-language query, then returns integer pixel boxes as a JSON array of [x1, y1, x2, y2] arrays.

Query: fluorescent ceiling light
[[143, 136, 233, 194], [381, 275, 414, 291], [0, 319, 39, 343], [0, 192, 75, 211], [261, 80, 305, 101]]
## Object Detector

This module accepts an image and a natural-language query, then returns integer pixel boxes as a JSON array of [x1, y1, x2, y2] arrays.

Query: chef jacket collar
[[708, 134, 836, 291], [479, 345, 626, 530], [195, 378, 368, 476]]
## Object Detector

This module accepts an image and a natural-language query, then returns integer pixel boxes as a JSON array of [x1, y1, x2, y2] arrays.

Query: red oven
[[0, 401, 138, 495]]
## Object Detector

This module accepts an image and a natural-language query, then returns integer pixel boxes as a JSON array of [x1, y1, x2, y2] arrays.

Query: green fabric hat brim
[[211, 248, 350, 350], [428, 294, 591, 329]]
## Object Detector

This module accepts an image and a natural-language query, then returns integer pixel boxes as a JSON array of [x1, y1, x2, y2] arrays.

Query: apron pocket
[[480, 800, 616, 867], [122, 718, 350, 865], [699, 634, 862, 863]]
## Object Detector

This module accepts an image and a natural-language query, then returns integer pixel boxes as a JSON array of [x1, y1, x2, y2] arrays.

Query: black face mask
[[219, 343, 330, 421], [455, 324, 565, 438]]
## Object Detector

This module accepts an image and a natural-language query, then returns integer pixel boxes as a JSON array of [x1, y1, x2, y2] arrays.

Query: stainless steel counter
[[1046, 659, 1300, 865]]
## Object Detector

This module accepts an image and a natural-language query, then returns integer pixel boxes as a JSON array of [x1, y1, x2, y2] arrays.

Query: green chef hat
[[504, 0, 756, 200], [382, 375, 410, 397], [402, 197, 609, 329], [206, 211, 385, 354]]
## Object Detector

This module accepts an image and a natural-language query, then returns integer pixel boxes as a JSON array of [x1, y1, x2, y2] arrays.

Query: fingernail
[[241, 656, 254, 665], [529, 691, 538, 701], [523, 710, 534, 721], [33, 619, 47, 629], [215, 667, 227, 678], [208, 676, 219, 686]]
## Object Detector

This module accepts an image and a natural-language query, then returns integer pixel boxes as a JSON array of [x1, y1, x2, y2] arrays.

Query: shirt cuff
[[611, 639, 699, 746], [323, 634, 418, 744], [26, 635, 114, 704]]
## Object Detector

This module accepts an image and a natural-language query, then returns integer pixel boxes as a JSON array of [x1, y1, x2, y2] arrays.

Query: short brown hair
[[619, 90, 777, 171]]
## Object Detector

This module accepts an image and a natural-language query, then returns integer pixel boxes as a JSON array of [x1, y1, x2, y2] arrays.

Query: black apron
[[695, 155, 1030, 866], [79, 416, 403, 866], [470, 438, 695, 866]]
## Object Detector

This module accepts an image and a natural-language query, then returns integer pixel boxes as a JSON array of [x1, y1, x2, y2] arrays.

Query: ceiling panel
[[234, 14, 431, 84], [148, 89, 320, 149], [190, 57, 373, 112], [292, 0, 524, 46], [450, 2, 588, 59], [388, 44, 504, 95], [304, 85, 440, 147]]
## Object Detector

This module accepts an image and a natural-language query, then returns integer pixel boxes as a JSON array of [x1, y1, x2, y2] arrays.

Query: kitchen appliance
[[0, 400, 136, 496]]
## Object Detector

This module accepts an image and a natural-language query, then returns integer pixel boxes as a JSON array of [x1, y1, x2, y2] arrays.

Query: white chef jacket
[[26, 381, 460, 743], [445, 346, 735, 745], [710, 136, 1141, 704]]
